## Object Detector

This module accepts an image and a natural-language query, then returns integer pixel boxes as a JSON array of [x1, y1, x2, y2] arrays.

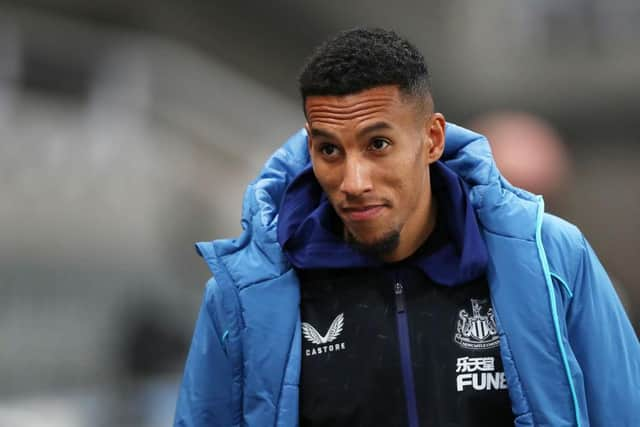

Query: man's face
[[305, 85, 444, 260]]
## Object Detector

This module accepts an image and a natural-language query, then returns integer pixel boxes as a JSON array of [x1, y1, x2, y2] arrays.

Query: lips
[[341, 205, 386, 222]]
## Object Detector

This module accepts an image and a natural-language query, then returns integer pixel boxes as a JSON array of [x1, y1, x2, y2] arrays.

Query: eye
[[369, 138, 390, 151], [319, 143, 340, 158]]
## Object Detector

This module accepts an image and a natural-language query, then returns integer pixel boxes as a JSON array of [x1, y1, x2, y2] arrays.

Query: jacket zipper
[[394, 281, 420, 427]]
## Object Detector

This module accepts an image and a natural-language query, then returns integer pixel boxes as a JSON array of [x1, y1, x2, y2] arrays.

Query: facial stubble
[[344, 226, 401, 259]]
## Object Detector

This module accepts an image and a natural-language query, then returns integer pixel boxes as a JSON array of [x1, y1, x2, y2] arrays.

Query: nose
[[340, 156, 372, 198]]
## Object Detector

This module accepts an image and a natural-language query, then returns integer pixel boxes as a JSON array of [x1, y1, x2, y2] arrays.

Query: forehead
[[304, 85, 414, 127]]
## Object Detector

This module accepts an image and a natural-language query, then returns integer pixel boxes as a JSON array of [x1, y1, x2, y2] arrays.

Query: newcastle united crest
[[455, 299, 500, 350]]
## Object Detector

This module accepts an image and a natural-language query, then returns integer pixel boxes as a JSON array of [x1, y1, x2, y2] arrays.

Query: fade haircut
[[298, 28, 432, 113]]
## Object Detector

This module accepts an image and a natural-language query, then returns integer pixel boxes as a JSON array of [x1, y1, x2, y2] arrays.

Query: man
[[175, 29, 639, 427]]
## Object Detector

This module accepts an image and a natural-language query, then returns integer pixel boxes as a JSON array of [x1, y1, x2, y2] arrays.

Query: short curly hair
[[298, 28, 432, 109]]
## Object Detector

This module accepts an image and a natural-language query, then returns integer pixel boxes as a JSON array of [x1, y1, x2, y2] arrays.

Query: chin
[[346, 228, 400, 258]]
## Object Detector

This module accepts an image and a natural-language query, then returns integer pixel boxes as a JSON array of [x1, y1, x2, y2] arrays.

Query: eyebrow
[[356, 121, 392, 138], [309, 127, 339, 140], [309, 121, 393, 141]]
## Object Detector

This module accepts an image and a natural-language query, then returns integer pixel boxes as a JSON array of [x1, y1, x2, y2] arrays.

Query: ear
[[425, 113, 446, 164]]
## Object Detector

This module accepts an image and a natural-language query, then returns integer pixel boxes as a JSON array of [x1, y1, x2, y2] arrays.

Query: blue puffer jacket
[[174, 124, 640, 427]]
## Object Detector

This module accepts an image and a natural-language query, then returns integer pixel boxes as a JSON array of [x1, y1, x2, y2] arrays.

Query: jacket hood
[[196, 124, 540, 281], [276, 159, 489, 287]]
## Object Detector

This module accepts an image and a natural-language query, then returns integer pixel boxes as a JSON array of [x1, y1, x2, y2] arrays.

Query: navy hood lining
[[277, 161, 488, 287]]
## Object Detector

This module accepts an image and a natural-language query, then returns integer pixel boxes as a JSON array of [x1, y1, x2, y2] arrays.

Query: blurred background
[[0, 1, 638, 426]]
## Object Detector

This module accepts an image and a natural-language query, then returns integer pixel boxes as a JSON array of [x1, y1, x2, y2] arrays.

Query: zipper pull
[[394, 282, 406, 313]]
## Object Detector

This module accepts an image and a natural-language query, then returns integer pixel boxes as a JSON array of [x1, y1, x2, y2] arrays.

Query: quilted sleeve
[[174, 278, 233, 427], [567, 236, 640, 426]]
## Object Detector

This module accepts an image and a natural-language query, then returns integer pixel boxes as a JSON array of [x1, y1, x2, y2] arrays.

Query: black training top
[[298, 266, 513, 427]]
